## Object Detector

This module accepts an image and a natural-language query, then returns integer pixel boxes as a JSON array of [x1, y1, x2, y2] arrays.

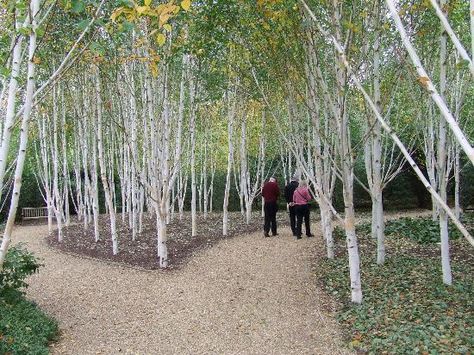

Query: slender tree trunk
[[437, 0, 452, 285], [223, 88, 236, 236], [0, 0, 40, 267], [0, 28, 23, 199], [189, 69, 197, 237], [95, 67, 119, 255], [52, 87, 63, 242], [333, 0, 362, 304], [370, 6, 385, 264]]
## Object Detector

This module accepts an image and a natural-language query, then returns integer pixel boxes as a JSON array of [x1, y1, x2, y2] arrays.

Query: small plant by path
[[0, 245, 58, 354]]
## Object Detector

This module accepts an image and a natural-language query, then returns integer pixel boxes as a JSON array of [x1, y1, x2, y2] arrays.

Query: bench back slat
[[22, 207, 49, 220]]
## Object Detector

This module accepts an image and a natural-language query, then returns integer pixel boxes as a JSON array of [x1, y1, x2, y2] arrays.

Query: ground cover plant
[[0, 245, 58, 354], [319, 213, 474, 354]]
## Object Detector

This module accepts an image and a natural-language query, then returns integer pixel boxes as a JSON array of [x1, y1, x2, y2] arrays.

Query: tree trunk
[[0, 0, 40, 268]]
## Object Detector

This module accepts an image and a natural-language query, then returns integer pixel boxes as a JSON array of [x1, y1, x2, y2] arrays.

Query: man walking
[[262, 177, 280, 237], [284, 175, 299, 236]]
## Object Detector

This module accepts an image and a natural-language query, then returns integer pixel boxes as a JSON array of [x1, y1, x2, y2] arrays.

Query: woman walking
[[292, 180, 314, 239]]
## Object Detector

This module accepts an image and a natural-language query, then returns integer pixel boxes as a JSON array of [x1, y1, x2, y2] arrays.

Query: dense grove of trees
[[0, 0, 473, 303]]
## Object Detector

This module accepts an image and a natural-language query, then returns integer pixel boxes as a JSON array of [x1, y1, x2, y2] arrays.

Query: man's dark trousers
[[289, 205, 297, 236], [264, 202, 278, 235], [295, 204, 311, 237]]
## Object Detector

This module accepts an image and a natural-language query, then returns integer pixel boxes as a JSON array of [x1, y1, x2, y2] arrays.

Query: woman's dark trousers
[[264, 202, 278, 235], [295, 204, 311, 237]]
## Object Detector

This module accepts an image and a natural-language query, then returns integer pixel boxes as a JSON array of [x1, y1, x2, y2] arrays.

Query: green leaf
[[0, 65, 11, 78], [71, 0, 85, 13], [76, 19, 89, 31]]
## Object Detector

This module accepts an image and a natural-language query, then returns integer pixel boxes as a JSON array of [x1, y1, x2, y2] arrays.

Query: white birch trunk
[[333, 0, 362, 303], [52, 87, 63, 242], [95, 67, 119, 255], [0, 0, 40, 267], [0, 28, 23, 198], [437, 0, 452, 285], [189, 70, 197, 237], [223, 88, 236, 236]]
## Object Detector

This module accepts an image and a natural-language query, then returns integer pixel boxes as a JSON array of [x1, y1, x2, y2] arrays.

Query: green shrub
[[333, 215, 474, 244], [384, 217, 461, 244], [0, 245, 58, 354], [0, 244, 41, 300], [0, 294, 58, 355]]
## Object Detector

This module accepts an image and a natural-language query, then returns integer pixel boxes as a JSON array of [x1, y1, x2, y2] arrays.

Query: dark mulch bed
[[47, 211, 290, 270]]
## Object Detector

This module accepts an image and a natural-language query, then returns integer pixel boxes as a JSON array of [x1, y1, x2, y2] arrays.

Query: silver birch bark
[[332, 0, 362, 304], [0, 0, 40, 267], [223, 87, 236, 236], [437, 0, 452, 285], [366, 4, 385, 264], [189, 68, 197, 237], [0, 27, 23, 199], [95, 67, 119, 255], [52, 87, 63, 242]]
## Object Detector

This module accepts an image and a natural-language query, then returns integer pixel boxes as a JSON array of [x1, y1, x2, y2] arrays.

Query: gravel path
[[15, 223, 351, 355]]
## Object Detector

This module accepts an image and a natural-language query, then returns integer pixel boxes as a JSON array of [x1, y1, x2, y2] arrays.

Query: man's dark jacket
[[262, 181, 280, 203], [284, 181, 299, 203]]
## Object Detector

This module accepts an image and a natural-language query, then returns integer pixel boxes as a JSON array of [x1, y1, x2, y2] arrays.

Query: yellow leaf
[[32, 56, 41, 64], [150, 62, 159, 78], [163, 24, 172, 32], [417, 76, 430, 88], [350, 340, 361, 348], [156, 33, 166, 46], [145, 0, 152, 5], [181, 0, 191, 11], [159, 12, 171, 26], [136, 5, 148, 14], [110, 7, 125, 22]]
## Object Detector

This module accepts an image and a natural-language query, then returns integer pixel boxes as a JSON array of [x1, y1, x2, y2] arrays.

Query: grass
[[320, 214, 474, 354]]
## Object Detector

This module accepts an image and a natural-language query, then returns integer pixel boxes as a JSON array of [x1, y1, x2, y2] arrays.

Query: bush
[[333, 215, 474, 244], [0, 294, 58, 354], [0, 244, 41, 300], [0, 245, 58, 354]]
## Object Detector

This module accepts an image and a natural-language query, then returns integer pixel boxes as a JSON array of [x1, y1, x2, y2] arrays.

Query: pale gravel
[[15, 209, 431, 354], [14, 222, 352, 355]]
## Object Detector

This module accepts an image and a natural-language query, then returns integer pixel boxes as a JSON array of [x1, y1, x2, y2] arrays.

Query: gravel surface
[[15, 222, 351, 355]]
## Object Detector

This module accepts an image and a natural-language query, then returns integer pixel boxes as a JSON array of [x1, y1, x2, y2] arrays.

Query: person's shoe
[[264, 232, 270, 238], [307, 234, 315, 238], [295, 235, 302, 240], [272, 233, 279, 237]]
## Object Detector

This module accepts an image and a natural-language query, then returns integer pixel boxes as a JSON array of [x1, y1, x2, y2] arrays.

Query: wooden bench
[[21, 207, 49, 220]]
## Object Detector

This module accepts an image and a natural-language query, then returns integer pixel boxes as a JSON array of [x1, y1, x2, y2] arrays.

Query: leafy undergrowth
[[0, 245, 58, 354], [320, 213, 474, 354], [0, 292, 58, 355]]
